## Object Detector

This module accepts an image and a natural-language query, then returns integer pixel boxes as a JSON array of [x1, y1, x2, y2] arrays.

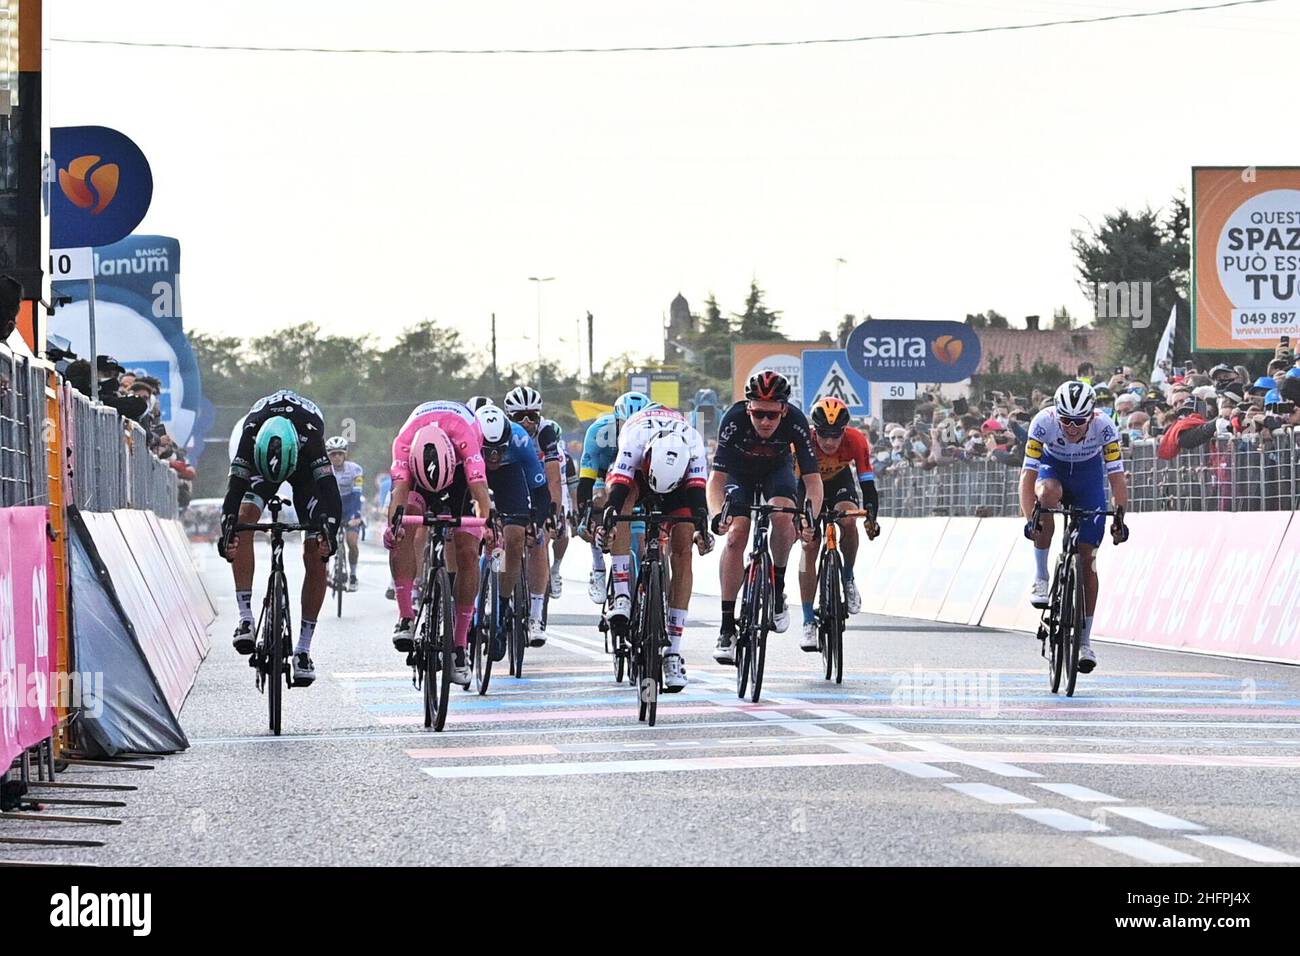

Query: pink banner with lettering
[[0, 506, 58, 770]]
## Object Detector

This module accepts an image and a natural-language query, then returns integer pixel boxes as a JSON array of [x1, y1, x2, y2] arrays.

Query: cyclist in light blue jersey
[[326, 436, 365, 590]]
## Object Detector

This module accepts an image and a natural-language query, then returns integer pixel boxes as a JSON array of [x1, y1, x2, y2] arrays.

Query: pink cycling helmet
[[409, 424, 457, 494]]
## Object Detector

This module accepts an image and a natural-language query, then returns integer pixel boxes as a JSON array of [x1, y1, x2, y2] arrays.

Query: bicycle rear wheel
[[1064, 553, 1084, 698]]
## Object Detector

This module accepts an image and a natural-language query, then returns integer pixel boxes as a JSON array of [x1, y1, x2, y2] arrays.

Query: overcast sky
[[43, 0, 1300, 371]]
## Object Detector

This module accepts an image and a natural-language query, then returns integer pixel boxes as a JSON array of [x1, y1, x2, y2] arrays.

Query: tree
[[732, 279, 783, 341], [1052, 306, 1074, 331], [1071, 197, 1188, 373], [986, 309, 1009, 329]]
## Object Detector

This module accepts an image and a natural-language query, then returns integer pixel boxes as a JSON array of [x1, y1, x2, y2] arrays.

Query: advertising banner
[[1192, 167, 1300, 351], [844, 320, 981, 383], [0, 506, 58, 770], [50, 126, 153, 249], [52, 235, 215, 463], [732, 341, 822, 406]]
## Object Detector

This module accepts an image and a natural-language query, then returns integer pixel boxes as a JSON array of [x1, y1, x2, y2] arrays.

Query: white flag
[[1149, 303, 1178, 385]]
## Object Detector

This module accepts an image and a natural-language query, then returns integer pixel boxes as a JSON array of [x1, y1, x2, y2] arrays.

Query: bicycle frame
[[606, 510, 672, 725]]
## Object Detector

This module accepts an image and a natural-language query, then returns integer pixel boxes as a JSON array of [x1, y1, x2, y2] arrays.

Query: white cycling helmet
[[503, 386, 543, 414], [475, 404, 510, 450], [466, 395, 494, 413], [325, 436, 348, 452], [1054, 380, 1096, 419], [644, 430, 692, 495]]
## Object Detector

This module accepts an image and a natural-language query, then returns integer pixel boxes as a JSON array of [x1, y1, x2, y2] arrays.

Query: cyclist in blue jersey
[[1021, 380, 1130, 674], [503, 385, 564, 646], [326, 436, 365, 591], [575, 391, 651, 603], [475, 404, 551, 659]]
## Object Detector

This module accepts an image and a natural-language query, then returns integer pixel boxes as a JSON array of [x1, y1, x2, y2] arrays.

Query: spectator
[[1158, 401, 1218, 460], [1077, 361, 1096, 385], [95, 356, 143, 417], [1114, 391, 1140, 428], [119, 371, 137, 392]]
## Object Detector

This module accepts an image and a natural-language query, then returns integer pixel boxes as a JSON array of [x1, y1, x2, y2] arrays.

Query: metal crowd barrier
[[62, 386, 179, 518], [0, 348, 50, 508], [875, 429, 1299, 517]]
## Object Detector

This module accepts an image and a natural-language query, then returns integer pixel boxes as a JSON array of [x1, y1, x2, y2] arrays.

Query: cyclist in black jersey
[[706, 370, 823, 663], [219, 389, 342, 686]]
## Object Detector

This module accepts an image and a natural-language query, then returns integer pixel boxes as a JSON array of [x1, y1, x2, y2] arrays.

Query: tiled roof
[[975, 327, 1109, 376]]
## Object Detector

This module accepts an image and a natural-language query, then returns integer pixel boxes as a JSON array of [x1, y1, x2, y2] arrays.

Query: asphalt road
[[6, 538, 1300, 867]]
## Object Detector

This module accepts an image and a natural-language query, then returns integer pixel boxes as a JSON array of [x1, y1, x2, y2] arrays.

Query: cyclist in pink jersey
[[384, 401, 494, 685]]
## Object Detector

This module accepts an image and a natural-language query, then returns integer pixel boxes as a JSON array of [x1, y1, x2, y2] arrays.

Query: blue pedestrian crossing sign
[[801, 349, 871, 416]]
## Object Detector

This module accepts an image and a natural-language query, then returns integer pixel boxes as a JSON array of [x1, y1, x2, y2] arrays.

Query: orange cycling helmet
[[746, 369, 791, 403], [810, 397, 850, 434]]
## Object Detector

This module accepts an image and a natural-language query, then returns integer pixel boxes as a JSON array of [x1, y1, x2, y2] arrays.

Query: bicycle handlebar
[[232, 521, 315, 534], [400, 514, 490, 529]]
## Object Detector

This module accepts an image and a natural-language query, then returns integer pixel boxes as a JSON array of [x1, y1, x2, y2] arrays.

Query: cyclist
[[503, 385, 564, 646], [795, 397, 881, 651], [548, 430, 574, 598], [326, 436, 365, 591], [475, 403, 552, 659], [219, 390, 341, 687], [576, 390, 652, 602], [598, 404, 713, 691], [1021, 380, 1130, 674], [707, 370, 823, 664], [385, 400, 493, 687]]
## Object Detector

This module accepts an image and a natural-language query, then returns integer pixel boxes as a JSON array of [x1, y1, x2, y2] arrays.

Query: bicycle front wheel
[[641, 564, 667, 727], [434, 568, 456, 730], [474, 560, 497, 696], [266, 570, 290, 736], [1047, 559, 1065, 694], [1064, 552, 1084, 698], [511, 569, 528, 679], [749, 551, 772, 703]]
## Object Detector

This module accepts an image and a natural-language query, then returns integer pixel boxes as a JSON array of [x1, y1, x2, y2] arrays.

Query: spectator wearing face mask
[[1114, 392, 1139, 428], [1123, 410, 1151, 444]]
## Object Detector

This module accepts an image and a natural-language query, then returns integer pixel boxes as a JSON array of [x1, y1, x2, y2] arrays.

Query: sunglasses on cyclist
[[509, 411, 541, 424], [748, 407, 783, 422], [1059, 415, 1090, 427], [814, 427, 846, 439]]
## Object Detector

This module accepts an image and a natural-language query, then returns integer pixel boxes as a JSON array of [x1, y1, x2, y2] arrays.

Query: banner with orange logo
[[844, 320, 981, 383], [1193, 167, 1300, 352], [50, 126, 153, 248], [732, 341, 822, 405]]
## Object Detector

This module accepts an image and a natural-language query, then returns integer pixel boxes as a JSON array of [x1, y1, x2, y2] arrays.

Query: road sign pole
[[87, 271, 98, 390]]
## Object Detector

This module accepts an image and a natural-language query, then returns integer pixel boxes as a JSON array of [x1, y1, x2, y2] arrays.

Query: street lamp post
[[528, 276, 555, 366]]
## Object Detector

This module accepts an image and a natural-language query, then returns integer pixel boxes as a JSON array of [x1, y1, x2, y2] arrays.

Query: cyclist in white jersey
[[1020, 380, 1130, 673]]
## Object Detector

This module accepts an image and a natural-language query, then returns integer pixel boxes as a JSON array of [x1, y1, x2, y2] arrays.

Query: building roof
[[975, 327, 1109, 376]]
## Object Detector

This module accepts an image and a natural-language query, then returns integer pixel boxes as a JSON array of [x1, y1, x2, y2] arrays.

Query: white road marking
[[1105, 806, 1206, 831], [1187, 835, 1300, 863], [945, 782, 1036, 805], [1015, 808, 1108, 832], [1087, 836, 1202, 864], [1032, 783, 1122, 803]]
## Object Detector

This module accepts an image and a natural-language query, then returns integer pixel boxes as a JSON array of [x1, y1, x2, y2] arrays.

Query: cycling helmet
[[1053, 380, 1095, 419], [253, 417, 299, 484], [466, 395, 494, 412], [475, 405, 511, 462], [408, 424, 456, 494], [614, 390, 651, 423], [503, 386, 543, 414], [644, 430, 692, 494], [746, 369, 791, 403], [325, 436, 348, 453], [810, 397, 850, 435]]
